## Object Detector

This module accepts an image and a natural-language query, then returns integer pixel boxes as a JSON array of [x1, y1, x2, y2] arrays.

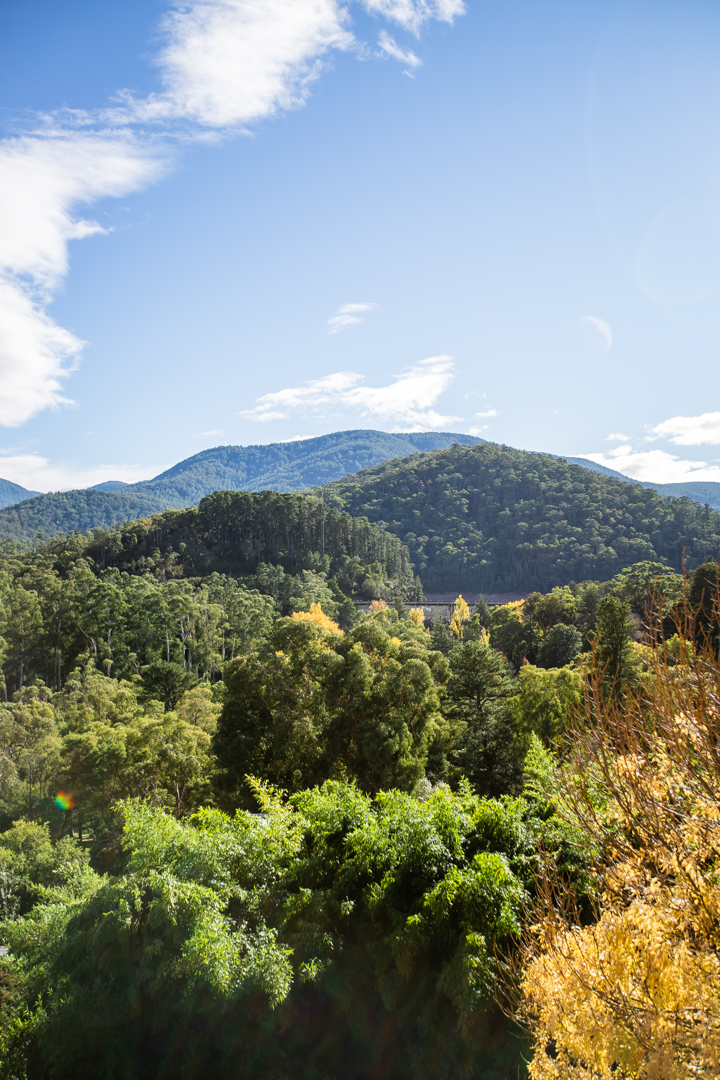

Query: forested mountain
[[0, 430, 483, 541], [0, 477, 39, 509], [318, 442, 720, 591], [0, 490, 416, 695]]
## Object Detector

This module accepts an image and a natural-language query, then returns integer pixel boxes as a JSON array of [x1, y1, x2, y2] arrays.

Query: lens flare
[[55, 791, 74, 811]]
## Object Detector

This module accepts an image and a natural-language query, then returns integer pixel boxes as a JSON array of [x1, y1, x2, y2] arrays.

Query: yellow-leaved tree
[[291, 602, 343, 636], [519, 601, 720, 1079], [449, 595, 471, 640]]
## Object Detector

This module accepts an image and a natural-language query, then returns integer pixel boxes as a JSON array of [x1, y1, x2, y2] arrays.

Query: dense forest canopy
[[1, 539, 719, 1078], [0, 430, 484, 542], [0, 491, 417, 696], [318, 442, 720, 591]]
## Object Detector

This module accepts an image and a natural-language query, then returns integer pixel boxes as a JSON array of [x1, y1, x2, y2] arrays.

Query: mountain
[[0, 477, 40, 510], [317, 442, 720, 592], [565, 456, 720, 511], [90, 480, 131, 492], [0, 430, 484, 542]]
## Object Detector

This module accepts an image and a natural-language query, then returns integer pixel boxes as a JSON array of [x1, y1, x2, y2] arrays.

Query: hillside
[[317, 442, 720, 591], [0, 430, 483, 542], [0, 477, 40, 509]]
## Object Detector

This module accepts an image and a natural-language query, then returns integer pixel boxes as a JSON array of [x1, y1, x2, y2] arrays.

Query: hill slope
[[0, 430, 484, 542], [317, 442, 720, 591], [0, 477, 40, 510]]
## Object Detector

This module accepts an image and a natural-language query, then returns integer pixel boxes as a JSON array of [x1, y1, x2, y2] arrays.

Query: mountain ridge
[[0, 430, 485, 541]]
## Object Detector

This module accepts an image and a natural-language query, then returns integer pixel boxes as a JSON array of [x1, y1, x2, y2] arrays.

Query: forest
[[319, 441, 720, 591], [1, 476, 720, 1078], [0, 430, 483, 542]]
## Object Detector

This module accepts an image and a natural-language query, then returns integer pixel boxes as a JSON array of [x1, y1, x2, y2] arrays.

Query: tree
[[449, 595, 470, 640], [509, 664, 582, 746], [430, 616, 453, 655], [1, 784, 531, 1080], [214, 616, 448, 803], [445, 639, 523, 795], [488, 604, 539, 672], [536, 623, 582, 669], [139, 661, 199, 711], [594, 595, 635, 693]]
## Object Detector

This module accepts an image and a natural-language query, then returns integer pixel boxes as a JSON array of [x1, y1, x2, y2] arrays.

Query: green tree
[[594, 595, 635, 693], [509, 664, 582, 746], [214, 617, 448, 803], [536, 623, 582, 669], [139, 661, 199, 711], [444, 639, 523, 795]]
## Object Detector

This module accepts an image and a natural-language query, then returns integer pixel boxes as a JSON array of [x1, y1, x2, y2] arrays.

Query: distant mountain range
[[0, 430, 718, 543], [0, 430, 485, 541], [564, 457, 720, 509]]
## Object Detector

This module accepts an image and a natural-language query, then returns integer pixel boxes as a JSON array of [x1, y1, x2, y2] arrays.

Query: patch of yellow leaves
[[291, 602, 343, 636]]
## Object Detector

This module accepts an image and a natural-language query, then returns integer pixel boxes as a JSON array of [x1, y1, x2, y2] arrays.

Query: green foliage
[[0, 431, 484, 542], [510, 665, 583, 746], [594, 595, 636, 692], [606, 559, 684, 614], [536, 623, 582, 668], [0, 490, 420, 695], [487, 605, 539, 671], [214, 617, 449, 802], [443, 639, 524, 795], [139, 661, 199, 710], [319, 442, 720, 591], [1, 784, 531, 1080]]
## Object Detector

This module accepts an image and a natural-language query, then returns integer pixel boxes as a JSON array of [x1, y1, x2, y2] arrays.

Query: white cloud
[[363, 0, 465, 35], [606, 432, 629, 441], [582, 315, 612, 351], [327, 301, 378, 333], [0, 132, 165, 425], [240, 355, 459, 429], [467, 425, 487, 436], [649, 411, 720, 446], [193, 428, 225, 438], [582, 447, 720, 484], [377, 30, 422, 67], [475, 408, 498, 418], [0, 453, 164, 492], [0, 0, 465, 428], [134, 0, 355, 128]]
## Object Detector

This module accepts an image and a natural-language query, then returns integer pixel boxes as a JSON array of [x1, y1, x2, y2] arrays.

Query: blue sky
[[1, 0, 720, 490]]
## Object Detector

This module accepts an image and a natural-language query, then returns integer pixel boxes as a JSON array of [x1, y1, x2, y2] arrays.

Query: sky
[[1, 0, 720, 491]]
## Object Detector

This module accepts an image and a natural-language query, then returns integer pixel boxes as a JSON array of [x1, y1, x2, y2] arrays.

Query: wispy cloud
[[0, 0, 465, 429], [193, 428, 225, 438], [327, 301, 378, 333], [0, 452, 165, 492], [475, 408, 498, 418], [606, 431, 629, 441], [377, 30, 422, 67], [240, 355, 459, 429], [583, 445, 720, 484], [649, 411, 720, 446], [363, 0, 465, 35], [582, 315, 612, 351]]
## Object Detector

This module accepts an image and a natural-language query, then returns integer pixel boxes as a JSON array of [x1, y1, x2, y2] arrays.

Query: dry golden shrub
[[520, 591, 720, 1080]]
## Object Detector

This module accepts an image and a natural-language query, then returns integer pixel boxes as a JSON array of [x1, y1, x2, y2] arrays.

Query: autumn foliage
[[519, 583, 720, 1079]]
